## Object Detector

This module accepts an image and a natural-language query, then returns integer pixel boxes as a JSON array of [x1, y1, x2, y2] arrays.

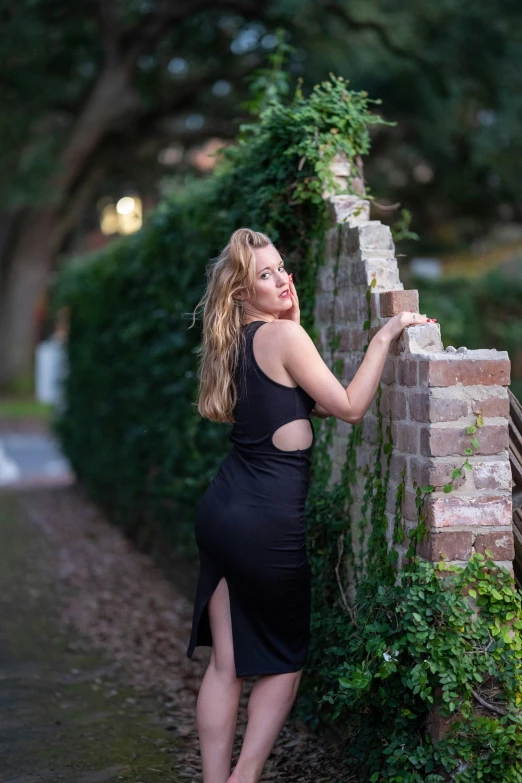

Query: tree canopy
[[1, 0, 522, 388]]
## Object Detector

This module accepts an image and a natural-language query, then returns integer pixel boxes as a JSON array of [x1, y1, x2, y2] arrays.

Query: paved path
[[0, 492, 180, 783], [0, 433, 74, 488]]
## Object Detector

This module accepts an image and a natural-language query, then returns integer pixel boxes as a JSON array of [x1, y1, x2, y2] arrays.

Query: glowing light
[[100, 204, 118, 235], [116, 197, 136, 215], [100, 196, 143, 236]]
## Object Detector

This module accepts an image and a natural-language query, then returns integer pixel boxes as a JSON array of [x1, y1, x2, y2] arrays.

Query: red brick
[[473, 461, 512, 490], [471, 396, 510, 418], [474, 530, 514, 561], [379, 289, 419, 317], [363, 415, 378, 442], [410, 458, 467, 491], [314, 296, 332, 322], [418, 531, 473, 561], [397, 359, 418, 387], [421, 424, 509, 457], [338, 326, 368, 352], [403, 490, 419, 521], [423, 358, 511, 387], [341, 356, 363, 384], [386, 483, 418, 521], [334, 292, 368, 322], [409, 393, 468, 423], [380, 357, 396, 385], [392, 421, 419, 454], [317, 265, 336, 293], [390, 454, 407, 483], [426, 494, 512, 528], [350, 262, 368, 286], [381, 388, 407, 419]]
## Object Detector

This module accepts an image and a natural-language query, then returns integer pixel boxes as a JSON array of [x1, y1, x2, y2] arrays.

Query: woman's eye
[[260, 266, 285, 280]]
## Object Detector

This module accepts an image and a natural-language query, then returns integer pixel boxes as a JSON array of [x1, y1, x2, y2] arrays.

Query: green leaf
[[471, 437, 480, 450], [468, 589, 477, 598], [476, 415, 485, 427], [371, 277, 377, 288], [412, 612, 422, 622], [451, 468, 463, 479], [421, 485, 435, 494], [466, 425, 477, 435], [464, 448, 473, 456], [463, 460, 473, 470], [443, 483, 454, 493], [363, 320, 370, 331]]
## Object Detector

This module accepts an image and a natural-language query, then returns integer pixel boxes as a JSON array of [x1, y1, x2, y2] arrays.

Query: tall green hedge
[[53, 73, 385, 556]]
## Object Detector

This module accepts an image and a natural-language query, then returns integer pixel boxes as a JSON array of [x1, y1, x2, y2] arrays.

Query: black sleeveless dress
[[186, 320, 316, 677]]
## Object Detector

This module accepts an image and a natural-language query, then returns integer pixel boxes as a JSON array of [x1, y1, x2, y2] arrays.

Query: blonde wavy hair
[[190, 227, 274, 423]]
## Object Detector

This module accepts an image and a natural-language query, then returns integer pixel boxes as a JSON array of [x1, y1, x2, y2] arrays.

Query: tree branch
[[321, 1, 448, 96], [335, 533, 358, 625], [471, 688, 507, 717], [95, 0, 122, 67], [121, 0, 272, 64]]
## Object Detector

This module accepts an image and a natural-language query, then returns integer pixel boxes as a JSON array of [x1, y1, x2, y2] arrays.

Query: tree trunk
[[0, 207, 56, 391], [0, 64, 139, 391]]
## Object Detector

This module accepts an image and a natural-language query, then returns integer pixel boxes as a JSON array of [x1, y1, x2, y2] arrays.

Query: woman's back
[[230, 320, 316, 456]]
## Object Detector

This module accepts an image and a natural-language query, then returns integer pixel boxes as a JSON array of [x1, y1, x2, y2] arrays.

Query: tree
[[0, 0, 274, 390], [2, 0, 522, 390]]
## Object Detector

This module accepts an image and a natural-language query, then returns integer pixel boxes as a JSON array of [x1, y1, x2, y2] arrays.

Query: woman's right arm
[[280, 313, 429, 424]]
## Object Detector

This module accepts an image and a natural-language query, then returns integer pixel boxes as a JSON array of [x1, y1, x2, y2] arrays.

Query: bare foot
[[227, 769, 256, 783]]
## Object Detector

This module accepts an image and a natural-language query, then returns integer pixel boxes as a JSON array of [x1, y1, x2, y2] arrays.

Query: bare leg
[[228, 668, 303, 783], [196, 577, 245, 783]]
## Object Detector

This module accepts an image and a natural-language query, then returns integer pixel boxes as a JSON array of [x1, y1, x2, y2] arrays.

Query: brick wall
[[314, 195, 513, 581]]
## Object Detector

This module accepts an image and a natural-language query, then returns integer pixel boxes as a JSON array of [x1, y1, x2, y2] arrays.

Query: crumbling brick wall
[[314, 195, 513, 582]]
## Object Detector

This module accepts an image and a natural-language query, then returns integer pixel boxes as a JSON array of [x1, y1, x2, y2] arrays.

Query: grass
[[0, 398, 54, 419]]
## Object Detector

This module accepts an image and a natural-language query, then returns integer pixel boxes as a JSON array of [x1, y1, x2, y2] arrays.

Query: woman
[[187, 227, 431, 783]]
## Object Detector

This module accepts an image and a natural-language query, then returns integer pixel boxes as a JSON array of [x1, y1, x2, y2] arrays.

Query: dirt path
[[0, 485, 357, 783]]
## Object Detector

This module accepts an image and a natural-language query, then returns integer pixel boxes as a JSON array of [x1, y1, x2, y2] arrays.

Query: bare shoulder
[[259, 319, 308, 343], [255, 319, 310, 356]]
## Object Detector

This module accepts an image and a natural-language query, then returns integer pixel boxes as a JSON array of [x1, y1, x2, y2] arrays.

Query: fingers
[[404, 311, 437, 326]]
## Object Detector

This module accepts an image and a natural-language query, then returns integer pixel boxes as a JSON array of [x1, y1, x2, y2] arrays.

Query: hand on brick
[[381, 311, 434, 342]]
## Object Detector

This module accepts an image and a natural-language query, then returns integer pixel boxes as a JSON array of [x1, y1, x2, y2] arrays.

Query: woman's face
[[242, 244, 292, 320]]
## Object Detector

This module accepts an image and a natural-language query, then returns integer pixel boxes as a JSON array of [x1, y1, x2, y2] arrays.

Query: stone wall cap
[[410, 349, 510, 362]]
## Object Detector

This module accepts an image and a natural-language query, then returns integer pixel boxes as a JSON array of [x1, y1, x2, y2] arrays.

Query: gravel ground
[[18, 484, 359, 783]]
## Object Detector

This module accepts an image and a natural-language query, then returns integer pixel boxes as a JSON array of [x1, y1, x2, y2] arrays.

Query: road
[[0, 433, 74, 488]]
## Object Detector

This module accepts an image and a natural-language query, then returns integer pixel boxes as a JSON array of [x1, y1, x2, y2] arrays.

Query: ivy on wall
[[299, 266, 522, 781]]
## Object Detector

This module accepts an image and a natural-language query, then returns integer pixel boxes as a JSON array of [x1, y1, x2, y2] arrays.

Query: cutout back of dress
[[230, 321, 316, 455]]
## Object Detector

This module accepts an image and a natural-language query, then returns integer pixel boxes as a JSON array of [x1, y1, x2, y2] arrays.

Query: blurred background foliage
[[1, 0, 522, 391]]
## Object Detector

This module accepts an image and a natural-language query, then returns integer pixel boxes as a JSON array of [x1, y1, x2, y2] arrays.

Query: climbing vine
[[300, 273, 522, 781]]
